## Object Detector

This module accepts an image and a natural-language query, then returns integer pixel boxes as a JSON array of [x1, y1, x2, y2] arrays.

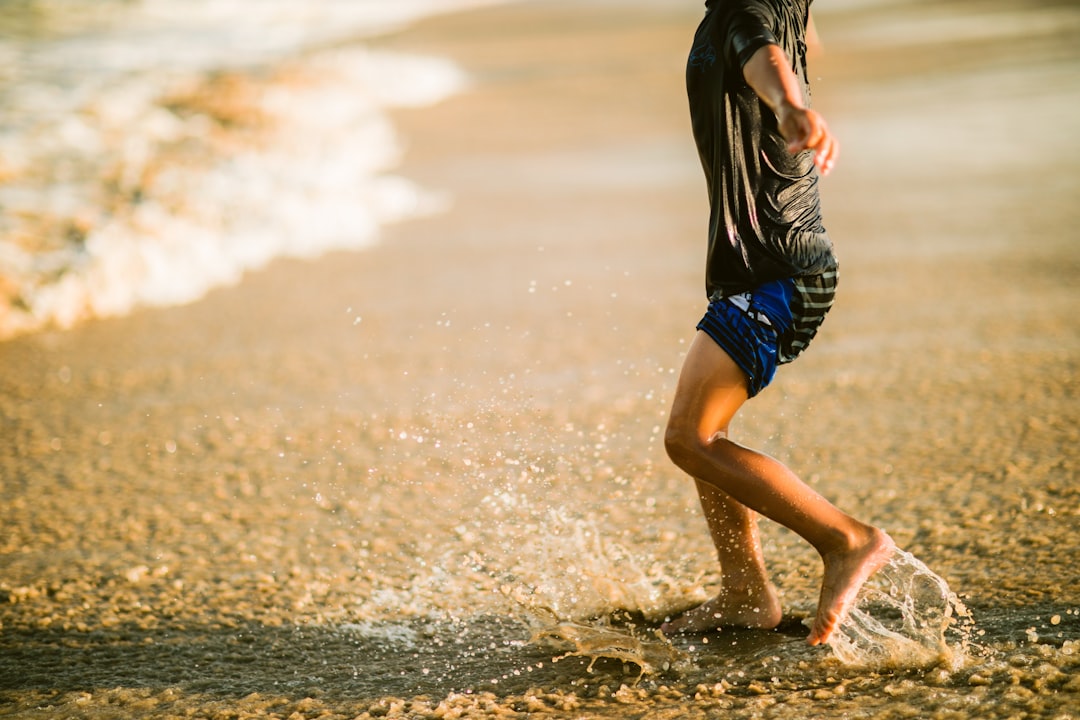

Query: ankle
[[817, 523, 880, 559], [721, 574, 775, 597]]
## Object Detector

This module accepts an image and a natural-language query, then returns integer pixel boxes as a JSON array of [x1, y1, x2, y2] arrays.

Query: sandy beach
[[2, 0, 1078, 717]]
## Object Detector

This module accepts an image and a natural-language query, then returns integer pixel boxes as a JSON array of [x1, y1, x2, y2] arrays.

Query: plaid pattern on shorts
[[778, 269, 838, 365]]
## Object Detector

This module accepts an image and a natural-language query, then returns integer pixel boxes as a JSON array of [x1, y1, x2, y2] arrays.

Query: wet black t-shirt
[[688, 0, 836, 299]]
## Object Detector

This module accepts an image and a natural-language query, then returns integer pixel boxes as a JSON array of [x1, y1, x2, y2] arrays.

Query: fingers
[[813, 127, 838, 176], [782, 108, 838, 176]]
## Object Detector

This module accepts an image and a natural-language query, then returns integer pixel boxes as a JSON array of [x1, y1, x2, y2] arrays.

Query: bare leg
[[664, 332, 894, 645], [661, 478, 782, 634]]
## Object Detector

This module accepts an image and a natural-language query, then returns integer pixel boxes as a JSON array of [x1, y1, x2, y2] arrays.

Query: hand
[[777, 105, 838, 176]]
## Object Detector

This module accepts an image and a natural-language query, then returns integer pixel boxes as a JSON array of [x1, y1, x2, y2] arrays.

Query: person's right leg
[[660, 332, 780, 634], [661, 476, 783, 634]]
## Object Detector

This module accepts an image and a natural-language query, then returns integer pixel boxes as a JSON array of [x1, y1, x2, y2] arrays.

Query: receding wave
[[0, 0, 503, 339]]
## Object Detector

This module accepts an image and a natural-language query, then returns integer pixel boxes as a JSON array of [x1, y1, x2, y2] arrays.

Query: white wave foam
[[0, 0, 509, 339]]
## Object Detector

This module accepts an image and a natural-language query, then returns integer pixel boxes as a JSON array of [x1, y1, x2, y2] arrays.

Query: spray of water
[[828, 548, 976, 670], [478, 504, 692, 677], [335, 409, 981, 678], [502, 507, 678, 621], [529, 613, 689, 680]]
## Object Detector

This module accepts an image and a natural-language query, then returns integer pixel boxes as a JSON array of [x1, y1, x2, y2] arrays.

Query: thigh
[[669, 331, 750, 442]]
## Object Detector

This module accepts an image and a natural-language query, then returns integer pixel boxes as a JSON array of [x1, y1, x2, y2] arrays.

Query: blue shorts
[[696, 272, 837, 396]]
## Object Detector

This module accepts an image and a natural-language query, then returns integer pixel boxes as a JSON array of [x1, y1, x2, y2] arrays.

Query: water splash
[[489, 505, 694, 678], [518, 604, 688, 680], [500, 507, 680, 622], [828, 548, 976, 669]]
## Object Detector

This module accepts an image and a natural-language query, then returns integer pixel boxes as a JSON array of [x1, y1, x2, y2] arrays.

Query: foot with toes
[[661, 583, 783, 636], [808, 528, 896, 645]]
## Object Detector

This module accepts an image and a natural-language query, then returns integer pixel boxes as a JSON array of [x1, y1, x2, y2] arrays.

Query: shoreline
[[2, 0, 1078, 717]]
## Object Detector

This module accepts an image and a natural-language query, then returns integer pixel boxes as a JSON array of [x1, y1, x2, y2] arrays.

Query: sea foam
[[0, 0, 506, 339]]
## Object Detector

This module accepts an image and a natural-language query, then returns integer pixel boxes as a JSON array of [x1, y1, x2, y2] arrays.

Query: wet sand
[[2, 0, 1079, 717]]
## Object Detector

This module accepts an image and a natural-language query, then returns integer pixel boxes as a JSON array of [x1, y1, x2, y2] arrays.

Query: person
[[661, 0, 894, 646]]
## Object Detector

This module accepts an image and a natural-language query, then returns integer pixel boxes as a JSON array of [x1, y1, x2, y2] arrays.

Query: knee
[[664, 419, 704, 471], [665, 419, 734, 474]]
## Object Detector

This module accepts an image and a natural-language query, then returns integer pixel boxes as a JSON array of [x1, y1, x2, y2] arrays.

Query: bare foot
[[661, 584, 782, 636], [807, 528, 896, 646]]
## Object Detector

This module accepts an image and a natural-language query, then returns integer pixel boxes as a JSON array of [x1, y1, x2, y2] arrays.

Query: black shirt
[[688, 0, 836, 299]]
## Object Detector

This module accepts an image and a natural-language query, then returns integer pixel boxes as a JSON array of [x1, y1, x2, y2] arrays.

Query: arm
[[741, 43, 838, 176]]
